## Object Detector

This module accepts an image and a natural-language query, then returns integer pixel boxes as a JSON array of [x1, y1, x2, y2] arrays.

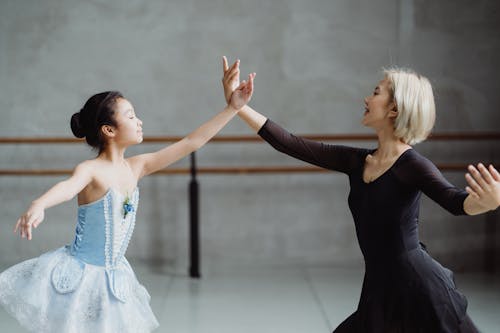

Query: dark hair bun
[[70, 111, 86, 138]]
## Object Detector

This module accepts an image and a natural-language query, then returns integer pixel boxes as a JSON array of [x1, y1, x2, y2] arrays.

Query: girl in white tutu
[[0, 72, 254, 332]]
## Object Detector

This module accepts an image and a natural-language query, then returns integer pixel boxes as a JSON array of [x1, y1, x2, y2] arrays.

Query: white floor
[[1, 262, 499, 332]]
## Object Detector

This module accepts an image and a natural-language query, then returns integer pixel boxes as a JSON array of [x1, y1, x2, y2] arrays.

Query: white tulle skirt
[[0, 247, 159, 333]]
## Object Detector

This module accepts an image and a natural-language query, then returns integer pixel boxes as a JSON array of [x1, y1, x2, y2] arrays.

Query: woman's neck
[[374, 127, 411, 160]]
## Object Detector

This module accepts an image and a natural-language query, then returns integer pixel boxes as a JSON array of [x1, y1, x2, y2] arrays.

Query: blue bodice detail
[[70, 188, 138, 267], [51, 188, 139, 302]]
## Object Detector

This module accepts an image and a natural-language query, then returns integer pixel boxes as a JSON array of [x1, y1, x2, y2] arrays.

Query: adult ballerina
[[222, 57, 500, 332]]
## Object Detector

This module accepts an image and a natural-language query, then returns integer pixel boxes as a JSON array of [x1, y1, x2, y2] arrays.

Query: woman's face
[[112, 98, 143, 145], [362, 77, 397, 129]]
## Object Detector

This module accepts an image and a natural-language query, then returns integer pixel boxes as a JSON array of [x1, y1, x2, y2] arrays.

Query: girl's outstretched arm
[[14, 161, 93, 240], [129, 73, 255, 179], [464, 163, 500, 215]]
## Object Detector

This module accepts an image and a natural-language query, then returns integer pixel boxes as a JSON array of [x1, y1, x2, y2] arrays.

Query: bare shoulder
[[73, 159, 100, 177], [126, 154, 148, 178], [76, 159, 95, 169]]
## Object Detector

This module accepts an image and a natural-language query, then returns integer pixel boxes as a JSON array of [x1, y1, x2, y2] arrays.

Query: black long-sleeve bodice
[[258, 119, 471, 332]]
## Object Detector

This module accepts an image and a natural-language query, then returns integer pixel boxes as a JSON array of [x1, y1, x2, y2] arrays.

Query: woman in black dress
[[221, 58, 500, 332]]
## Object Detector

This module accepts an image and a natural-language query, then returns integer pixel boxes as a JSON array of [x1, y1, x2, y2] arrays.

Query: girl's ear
[[101, 125, 116, 138]]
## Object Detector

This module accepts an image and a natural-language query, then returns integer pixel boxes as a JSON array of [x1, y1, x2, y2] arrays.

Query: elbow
[[183, 136, 202, 153], [273, 143, 290, 155], [61, 191, 75, 204], [59, 181, 78, 203]]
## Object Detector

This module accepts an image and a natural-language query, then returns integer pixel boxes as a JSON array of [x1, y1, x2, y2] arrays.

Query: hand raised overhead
[[230, 72, 256, 110], [222, 56, 240, 105]]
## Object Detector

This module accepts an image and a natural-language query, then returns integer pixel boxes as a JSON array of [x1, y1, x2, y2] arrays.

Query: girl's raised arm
[[14, 161, 93, 240], [129, 73, 255, 179]]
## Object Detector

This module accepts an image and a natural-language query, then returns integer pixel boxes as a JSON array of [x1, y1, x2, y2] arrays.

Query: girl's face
[[362, 77, 397, 129], [112, 98, 143, 146]]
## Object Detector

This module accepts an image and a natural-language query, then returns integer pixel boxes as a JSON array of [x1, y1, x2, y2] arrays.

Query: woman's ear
[[388, 101, 398, 118], [101, 125, 116, 138]]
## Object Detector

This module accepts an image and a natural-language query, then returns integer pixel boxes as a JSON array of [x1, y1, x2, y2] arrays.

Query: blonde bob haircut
[[383, 67, 436, 145]]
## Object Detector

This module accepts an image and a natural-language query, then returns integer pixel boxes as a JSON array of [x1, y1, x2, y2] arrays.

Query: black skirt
[[333, 247, 479, 333]]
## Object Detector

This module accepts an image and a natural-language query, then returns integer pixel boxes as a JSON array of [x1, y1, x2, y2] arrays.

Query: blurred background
[[1, 0, 499, 332]]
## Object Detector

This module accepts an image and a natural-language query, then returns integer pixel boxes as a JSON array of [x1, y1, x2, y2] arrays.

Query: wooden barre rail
[[2, 133, 499, 278], [0, 164, 493, 176], [1, 132, 500, 144], [3, 132, 496, 176]]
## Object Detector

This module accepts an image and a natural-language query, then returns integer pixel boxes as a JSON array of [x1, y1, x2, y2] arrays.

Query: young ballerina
[[0, 71, 254, 332], [222, 57, 500, 332]]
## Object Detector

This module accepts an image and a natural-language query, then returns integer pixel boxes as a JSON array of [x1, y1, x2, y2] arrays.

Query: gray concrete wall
[[1, 0, 499, 272]]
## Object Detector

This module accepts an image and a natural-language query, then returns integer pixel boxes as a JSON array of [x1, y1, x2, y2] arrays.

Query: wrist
[[31, 200, 45, 210], [225, 104, 240, 114]]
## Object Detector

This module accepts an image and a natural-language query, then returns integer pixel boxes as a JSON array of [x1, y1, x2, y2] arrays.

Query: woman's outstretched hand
[[465, 163, 500, 211], [229, 72, 255, 110], [222, 56, 240, 105], [14, 203, 45, 240]]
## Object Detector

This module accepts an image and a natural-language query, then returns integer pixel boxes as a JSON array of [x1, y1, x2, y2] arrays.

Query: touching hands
[[222, 56, 240, 105], [14, 203, 45, 240], [222, 56, 255, 109], [465, 163, 500, 211], [230, 72, 255, 110]]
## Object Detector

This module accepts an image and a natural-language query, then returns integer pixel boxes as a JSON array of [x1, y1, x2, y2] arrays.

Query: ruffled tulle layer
[[0, 247, 159, 333]]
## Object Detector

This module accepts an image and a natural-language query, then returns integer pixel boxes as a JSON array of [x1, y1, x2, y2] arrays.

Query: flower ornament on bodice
[[122, 195, 135, 219]]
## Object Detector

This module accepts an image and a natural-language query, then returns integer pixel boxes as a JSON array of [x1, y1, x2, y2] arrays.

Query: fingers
[[27, 224, 33, 240], [222, 56, 238, 73], [465, 186, 480, 199], [244, 73, 254, 94], [246, 73, 256, 88], [24, 219, 34, 240], [223, 59, 239, 78], [237, 73, 256, 95], [33, 217, 42, 228], [14, 211, 39, 239], [21, 216, 31, 239], [465, 171, 483, 196], [477, 163, 494, 184], [226, 68, 240, 83], [468, 164, 488, 190], [19, 216, 27, 238], [14, 217, 21, 233], [249, 72, 255, 86], [230, 59, 240, 72], [222, 59, 240, 89], [228, 61, 240, 78], [490, 164, 500, 181], [236, 80, 247, 90]]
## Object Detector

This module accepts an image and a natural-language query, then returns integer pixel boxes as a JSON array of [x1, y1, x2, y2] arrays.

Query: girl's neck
[[98, 144, 127, 164]]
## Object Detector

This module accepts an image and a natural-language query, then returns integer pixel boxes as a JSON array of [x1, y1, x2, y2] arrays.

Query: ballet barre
[[2, 132, 500, 144], [1, 132, 499, 278]]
